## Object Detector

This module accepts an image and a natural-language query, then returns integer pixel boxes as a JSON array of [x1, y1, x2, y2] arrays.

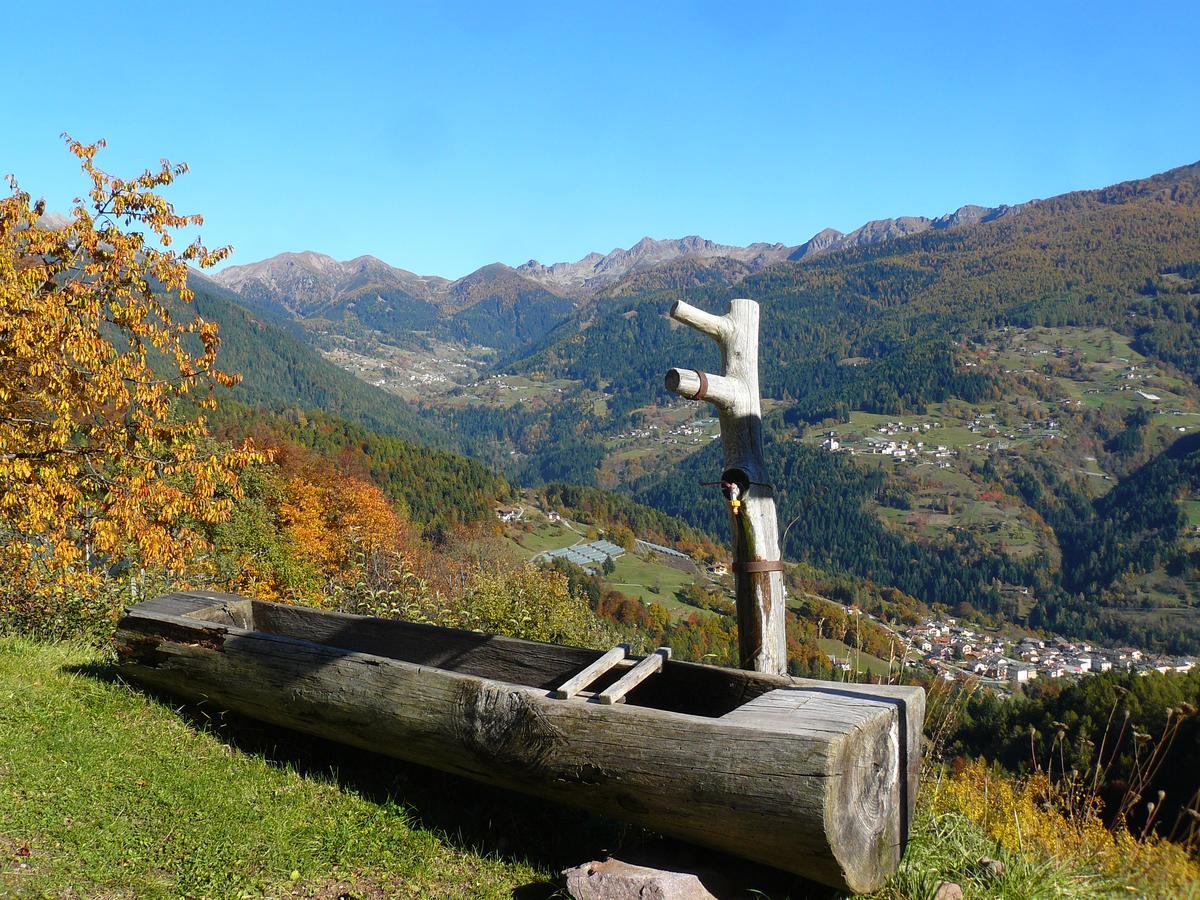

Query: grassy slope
[[816, 638, 895, 677], [5, 639, 1183, 898], [604, 553, 700, 615], [0, 640, 550, 898], [503, 508, 711, 619]]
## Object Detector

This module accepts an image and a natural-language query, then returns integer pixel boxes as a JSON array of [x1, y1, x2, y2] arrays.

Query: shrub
[[930, 759, 1200, 896]]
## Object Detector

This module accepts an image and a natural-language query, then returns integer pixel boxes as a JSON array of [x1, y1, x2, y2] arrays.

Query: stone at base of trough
[[562, 859, 719, 900]]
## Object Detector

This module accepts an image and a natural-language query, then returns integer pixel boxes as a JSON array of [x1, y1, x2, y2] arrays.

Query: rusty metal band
[[694, 369, 708, 400], [733, 560, 785, 574]]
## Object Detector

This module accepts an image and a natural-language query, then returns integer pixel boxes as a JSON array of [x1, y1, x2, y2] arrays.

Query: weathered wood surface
[[553, 644, 629, 699], [597, 647, 669, 705], [115, 592, 924, 893], [665, 298, 787, 675]]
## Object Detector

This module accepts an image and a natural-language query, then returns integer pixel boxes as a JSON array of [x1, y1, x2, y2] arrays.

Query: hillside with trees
[[3, 139, 1199, 898], [186, 276, 450, 448], [399, 161, 1200, 653]]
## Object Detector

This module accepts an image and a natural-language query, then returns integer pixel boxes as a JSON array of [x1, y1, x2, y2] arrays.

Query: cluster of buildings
[[613, 417, 720, 448], [321, 342, 494, 401], [816, 409, 1074, 463], [820, 421, 954, 467], [375, 368, 451, 389], [902, 618, 1196, 686]]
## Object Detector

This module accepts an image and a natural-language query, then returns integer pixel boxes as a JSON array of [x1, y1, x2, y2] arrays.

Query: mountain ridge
[[210, 196, 1044, 332]]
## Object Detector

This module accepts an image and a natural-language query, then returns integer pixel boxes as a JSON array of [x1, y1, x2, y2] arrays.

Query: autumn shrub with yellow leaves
[[927, 747, 1200, 896], [0, 138, 262, 639], [336, 563, 616, 650]]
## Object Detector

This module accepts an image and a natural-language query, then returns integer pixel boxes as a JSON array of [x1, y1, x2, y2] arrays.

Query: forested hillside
[[417, 161, 1200, 652], [190, 159, 1200, 654], [208, 405, 513, 533], [187, 276, 450, 448], [513, 160, 1200, 410]]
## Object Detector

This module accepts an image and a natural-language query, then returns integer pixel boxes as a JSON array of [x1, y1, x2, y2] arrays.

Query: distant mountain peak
[[515, 235, 793, 294], [211, 251, 450, 320], [212, 189, 1050, 346], [788, 200, 1031, 262]]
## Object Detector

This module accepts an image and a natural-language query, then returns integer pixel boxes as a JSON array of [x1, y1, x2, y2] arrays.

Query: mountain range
[[210, 200, 1034, 350], [198, 157, 1200, 654]]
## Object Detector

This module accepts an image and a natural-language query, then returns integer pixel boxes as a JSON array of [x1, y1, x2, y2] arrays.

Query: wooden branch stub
[[669, 299, 731, 341], [664, 368, 740, 408], [665, 298, 787, 675]]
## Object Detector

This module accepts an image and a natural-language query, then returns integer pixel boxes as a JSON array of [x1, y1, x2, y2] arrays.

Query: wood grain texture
[[665, 298, 787, 675], [597, 647, 669, 705], [553, 645, 628, 699], [114, 594, 924, 892]]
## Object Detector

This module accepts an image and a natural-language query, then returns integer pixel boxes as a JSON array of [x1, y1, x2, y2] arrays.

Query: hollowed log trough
[[116, 592, 924, 893]]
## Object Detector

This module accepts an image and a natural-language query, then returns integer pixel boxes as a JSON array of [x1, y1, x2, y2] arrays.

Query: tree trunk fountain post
[[665, 298, 787, 676]]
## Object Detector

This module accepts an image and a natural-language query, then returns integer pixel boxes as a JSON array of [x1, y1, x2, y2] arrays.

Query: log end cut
[[722, 685, 921, 892], [827, 701, 903, 893]]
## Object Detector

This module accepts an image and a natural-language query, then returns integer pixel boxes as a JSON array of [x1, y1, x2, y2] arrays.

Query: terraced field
[[501, 503, 717, 620]]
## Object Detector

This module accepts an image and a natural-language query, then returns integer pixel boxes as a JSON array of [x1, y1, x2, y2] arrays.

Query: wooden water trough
[[116, 591, 924, 893]]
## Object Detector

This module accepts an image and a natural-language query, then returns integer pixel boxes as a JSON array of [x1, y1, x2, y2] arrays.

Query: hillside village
[[808, 327, 1200, 473], [895, 615, 1196, 688], [501, 502, 1198, 694], [610, 415, 722, 449]]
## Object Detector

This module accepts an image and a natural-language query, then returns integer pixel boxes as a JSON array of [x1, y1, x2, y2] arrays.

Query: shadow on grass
[[69, 660, 836, 900]]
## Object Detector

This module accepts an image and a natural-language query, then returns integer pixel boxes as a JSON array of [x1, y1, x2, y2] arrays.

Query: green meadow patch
[[0, 639, 576, 898]]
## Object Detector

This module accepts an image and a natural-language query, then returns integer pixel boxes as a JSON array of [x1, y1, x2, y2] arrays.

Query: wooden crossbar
[[597, 647, 671, 705], [552, 644, 629, 699]]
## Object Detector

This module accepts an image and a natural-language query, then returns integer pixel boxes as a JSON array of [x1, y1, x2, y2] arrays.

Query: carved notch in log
[[665, 298, 787, 676]]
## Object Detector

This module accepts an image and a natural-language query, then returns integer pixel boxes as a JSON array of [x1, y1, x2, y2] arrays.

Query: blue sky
[[3, 1, 1198, 278]]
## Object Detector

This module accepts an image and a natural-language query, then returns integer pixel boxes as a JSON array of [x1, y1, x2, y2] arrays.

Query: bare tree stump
[[665, 298, 786, 675]]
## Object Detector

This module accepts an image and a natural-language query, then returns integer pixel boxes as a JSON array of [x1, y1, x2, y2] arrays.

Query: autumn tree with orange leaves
[[0, 137, 261, 635]]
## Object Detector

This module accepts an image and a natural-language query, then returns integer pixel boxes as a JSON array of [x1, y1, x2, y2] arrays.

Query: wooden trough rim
[[126, 597, 739, 722], [119, 592, 918, 735]]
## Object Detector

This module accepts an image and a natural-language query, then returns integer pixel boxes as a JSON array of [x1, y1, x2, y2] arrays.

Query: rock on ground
[[562, 859, 719, 900]]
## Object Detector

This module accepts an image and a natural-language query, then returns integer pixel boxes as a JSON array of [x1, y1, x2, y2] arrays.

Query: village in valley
[[498, 497, 1198, 696], [892, 614, 1196, 689], [807, 327, 1200, 472]]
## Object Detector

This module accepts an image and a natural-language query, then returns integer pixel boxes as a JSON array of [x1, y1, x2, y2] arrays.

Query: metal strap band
[[733, 560, 785, 574], [694, 369, 708, 400]]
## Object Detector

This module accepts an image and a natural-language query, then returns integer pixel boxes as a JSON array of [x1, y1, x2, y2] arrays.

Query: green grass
[[991, 326, 1141, 367], [0, 639, 582, 898], [608, 445, 658, 462], [506, 517, 580, 557], [504, 517, 709, 616], [1, 639, 1171, 899], [817, 638, 895, 677], [605, 553, 707, 617], [879, 807, 1127, 899], [453, 375, 581, 409]]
